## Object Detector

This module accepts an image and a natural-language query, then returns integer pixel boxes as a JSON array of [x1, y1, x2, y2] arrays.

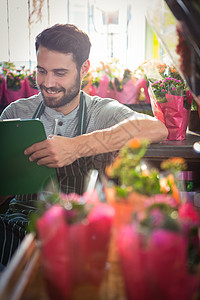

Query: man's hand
[[24, 135, 80, 168], [24, 116, 168, 169]]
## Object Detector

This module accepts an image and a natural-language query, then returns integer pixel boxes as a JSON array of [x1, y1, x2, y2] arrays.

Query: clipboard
[[0, 119, 57, 196]]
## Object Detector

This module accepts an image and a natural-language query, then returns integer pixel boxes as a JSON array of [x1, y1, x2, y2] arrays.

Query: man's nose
[[44, 73, 56, 87]]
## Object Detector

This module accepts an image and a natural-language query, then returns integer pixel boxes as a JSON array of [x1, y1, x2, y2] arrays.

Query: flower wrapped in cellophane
[[143, 59, 193, 140], [104, 137, 200, 299], [117, 198, 200, 300], [30, 190, 115, 300]]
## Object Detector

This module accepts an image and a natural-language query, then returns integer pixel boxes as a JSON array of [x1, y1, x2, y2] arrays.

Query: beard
[[38, 73, 81, 109]]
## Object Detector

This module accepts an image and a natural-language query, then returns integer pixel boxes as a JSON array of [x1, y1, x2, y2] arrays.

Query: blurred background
[[0, 0, 166, 71]]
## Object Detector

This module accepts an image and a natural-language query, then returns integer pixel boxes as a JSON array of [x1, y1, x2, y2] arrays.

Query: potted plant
[[26, 70, 39, 97], [144, 61, 193, 140], [2, 62, 27, 105]]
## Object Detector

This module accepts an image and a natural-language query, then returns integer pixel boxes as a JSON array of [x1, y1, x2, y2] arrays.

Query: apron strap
[[32, 101, 45, 119], [77, 91, 87, 136], [32, 91, 87, 136]]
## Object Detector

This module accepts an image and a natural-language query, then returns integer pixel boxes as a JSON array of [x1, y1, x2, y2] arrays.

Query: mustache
[[40, 85, 65, 93]]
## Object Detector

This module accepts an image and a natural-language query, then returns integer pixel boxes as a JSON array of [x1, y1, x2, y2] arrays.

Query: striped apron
[[0, 92, 98, 266]]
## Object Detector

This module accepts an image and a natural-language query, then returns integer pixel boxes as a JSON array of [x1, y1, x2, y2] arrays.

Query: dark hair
[[35, 23, 91, 70]]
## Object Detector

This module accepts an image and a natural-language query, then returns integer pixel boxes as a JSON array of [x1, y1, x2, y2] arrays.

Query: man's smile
[[42, 86, 64, 96]]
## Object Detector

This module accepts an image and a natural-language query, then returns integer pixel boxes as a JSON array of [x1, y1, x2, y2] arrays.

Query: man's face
[[36, 46, 81, 109]]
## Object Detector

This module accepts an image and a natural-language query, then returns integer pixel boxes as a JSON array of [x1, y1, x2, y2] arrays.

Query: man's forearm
[[75, 117, 168, 158], [24, 116, 168, 168]]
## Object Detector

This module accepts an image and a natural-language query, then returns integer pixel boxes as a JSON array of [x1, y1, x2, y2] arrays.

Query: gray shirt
[[0, 91, 148, 207]]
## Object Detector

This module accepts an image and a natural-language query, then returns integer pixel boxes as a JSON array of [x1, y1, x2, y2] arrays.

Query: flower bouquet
[[103, 139, 188, 298], [0, 74, 5, 107], [112, 69, 141, 105], [105, 138, 185, 227], [82, 59, 141, 104], [104, 138, 200, 300], [25, 70, 39, 97], [117, 200, 200, 300], [144, 61, 193, 140], [30, 190, 115, 300], [2, 62, 27, 105]]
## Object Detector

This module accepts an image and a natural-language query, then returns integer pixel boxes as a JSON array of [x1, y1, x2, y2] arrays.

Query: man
[[0, 24, 168, 266]]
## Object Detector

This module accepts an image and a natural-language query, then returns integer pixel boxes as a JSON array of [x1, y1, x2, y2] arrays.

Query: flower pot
[[0, 77, 5, 107], [104, 187, 147, 228], [25, 78, 39, 97], [150, 91, 191, 140], [4, 79, 27, 105]]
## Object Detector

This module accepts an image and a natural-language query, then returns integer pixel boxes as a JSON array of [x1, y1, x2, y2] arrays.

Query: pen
[[53, 119, 58, 135]]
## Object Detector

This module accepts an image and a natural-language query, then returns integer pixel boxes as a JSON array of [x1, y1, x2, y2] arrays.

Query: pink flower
[[161, 89, 166, 92], [178, 202, 199, 224], [171, 87, 176, 91], [160, 83, 164, 87]]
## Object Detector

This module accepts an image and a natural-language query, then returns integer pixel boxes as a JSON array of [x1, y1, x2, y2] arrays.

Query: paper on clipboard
[[0, 119, 57, 196]]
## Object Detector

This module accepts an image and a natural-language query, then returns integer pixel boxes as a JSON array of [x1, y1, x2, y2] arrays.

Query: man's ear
[[80, 59, 90, 79]]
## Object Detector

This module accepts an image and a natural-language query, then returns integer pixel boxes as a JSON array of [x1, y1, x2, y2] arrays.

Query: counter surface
[[145, 131, 200, 160]]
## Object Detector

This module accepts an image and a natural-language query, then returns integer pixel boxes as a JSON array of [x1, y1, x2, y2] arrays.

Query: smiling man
[[0, 23, 168, 266]]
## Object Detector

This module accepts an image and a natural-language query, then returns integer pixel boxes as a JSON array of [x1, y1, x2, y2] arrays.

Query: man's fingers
[[29, 149, 49, 162], [24, 140, 47, 155]]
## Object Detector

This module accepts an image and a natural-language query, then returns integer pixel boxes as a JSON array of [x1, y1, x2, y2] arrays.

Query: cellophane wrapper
[[0, 76, 5, 106], [117, 224, 198, 300], [145, 0, 200, 107], [149, 87, 192, 140], [143, 57, 193, 140], [37, 194, 115, 300], [3, 79, 27, 105], [89, 74, 141, 104], [117, 201, 200, 300]]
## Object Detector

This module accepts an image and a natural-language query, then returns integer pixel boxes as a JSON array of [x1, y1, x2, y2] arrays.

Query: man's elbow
[[156, 120, 168, 141]]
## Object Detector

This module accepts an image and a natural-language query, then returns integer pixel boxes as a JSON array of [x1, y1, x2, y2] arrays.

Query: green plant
[[27, 70, 37, 89], [28, 192, 94, 233], [1, 62, 26, 91], [106, 138, 161, 197], [106, 138, 187, 199], [114, 69, 132, 91]]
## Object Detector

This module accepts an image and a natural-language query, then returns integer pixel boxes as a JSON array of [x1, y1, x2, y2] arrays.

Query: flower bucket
[[117, 225, 199, 300], [25, 78, 39, 97], [114, 79, 141, 105], [4, 79, 27, 105], [150, 89, 191, 140], [89, 75, 110, 98], [37, 202, 114, 300], [0, 77, 5, 107], [104, 186, 148, 228]]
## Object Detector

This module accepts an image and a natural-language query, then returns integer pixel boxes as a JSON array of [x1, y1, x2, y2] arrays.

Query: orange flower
[[128, 138, 141, 149], [170, 157, 185, 164], [167, 174, 181, 203], [105, 157, 122, 177], [160, 157, 187, 172], [160, 174, 180, 204], [160, 177, 170, 193]]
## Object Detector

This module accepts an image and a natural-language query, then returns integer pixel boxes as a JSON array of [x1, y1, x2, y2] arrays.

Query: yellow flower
[[161, 157, 187, 172]]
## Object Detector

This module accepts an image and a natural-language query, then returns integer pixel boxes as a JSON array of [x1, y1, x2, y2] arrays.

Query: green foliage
[[27, 192, 94, 233], [1, 62, 26, 91]]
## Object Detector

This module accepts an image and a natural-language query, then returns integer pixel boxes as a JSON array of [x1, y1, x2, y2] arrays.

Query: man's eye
[[37, 69, 46, 74], [55, 72, 66, 77]]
